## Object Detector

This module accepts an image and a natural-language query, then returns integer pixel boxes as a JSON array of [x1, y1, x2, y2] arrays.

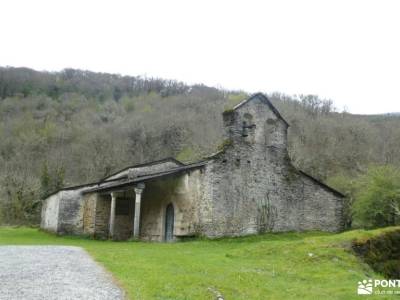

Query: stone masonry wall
[[83, 192, 131, 240], [140, 170, 202, 241], [41, 192, 60, 232], [112, 192, 134, 240], [83, 193, 97, 235], [57, 190, 85, 235], [42, 184, 101, 235], [94, 194, 112, 239], [198, 95, 344, 237]]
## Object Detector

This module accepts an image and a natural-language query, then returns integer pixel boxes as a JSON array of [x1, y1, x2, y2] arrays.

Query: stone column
[[133, 183, 145, 239], [109, 192, 116, 239]]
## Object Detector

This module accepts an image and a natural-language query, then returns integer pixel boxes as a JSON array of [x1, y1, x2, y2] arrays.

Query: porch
[[82, 167, 203, 241]]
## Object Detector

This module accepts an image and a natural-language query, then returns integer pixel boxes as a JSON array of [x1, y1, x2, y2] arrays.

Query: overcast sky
[[1, 0, 399, 114]]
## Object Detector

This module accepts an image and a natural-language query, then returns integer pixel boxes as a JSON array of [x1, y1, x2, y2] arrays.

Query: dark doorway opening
[[165, 203, 174, 242]]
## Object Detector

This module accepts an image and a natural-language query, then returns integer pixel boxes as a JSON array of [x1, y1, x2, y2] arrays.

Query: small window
[[242, 113, 256, 137], [244, 113, 253, 121], [116, 198, 130, 215], [242, 121, 249, 137]]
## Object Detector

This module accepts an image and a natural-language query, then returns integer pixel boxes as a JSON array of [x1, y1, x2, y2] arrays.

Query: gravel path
[[0, 246, 125, 300]]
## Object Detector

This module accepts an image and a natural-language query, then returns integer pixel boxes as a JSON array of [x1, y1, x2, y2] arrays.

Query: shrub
[[352, 165, 400, 228]]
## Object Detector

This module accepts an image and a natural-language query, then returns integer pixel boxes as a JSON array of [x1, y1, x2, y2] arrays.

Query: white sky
[[1, 0, 399, 114]]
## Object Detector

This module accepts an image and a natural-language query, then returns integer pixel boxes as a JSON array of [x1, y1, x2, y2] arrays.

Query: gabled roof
[[233, 93, 290, 127], [43, 157, 186, 198], [101, 157, 185, 181], [45, 159, 202, 198], [42, 177, 120, 199], [83, 161, 207, 194]]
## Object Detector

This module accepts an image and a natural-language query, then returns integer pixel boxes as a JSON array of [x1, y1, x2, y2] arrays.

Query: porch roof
[[82, 161, 207, 194]]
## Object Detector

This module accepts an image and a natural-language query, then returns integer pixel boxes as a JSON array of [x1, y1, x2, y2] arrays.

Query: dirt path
[[0, 246, 124, 300]]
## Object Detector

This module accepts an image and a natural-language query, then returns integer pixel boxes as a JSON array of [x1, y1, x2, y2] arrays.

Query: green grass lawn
[[0, 227, 398, 300]]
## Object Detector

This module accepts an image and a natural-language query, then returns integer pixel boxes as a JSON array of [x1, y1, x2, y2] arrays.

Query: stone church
[[41, 93, 344, 241]]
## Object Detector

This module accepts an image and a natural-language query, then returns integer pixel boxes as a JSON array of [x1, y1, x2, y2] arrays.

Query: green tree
[[39, 164, 64, 199], [40, 163, 51, 199], [54, 165, 65, 192], [352, 165, 400, 228]]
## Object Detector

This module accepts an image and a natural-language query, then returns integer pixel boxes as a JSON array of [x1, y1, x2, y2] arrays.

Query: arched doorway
[[164, 203, 174, 242]]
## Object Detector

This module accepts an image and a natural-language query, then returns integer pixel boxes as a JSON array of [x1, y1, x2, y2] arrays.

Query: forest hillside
[[1, 66, 399, 224]]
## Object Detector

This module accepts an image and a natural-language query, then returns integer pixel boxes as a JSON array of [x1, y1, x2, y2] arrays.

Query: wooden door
[[165, 203, 174, 242]]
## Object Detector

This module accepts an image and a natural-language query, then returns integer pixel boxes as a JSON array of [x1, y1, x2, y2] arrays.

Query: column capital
[[134, 183, 145, 194]]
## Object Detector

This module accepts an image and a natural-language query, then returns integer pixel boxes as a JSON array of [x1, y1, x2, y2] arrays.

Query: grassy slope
[[0, 227, 398, 300]]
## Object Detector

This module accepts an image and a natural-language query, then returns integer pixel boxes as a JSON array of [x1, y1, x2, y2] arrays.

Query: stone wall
[[112, 193, 134, 240], [83, 193, 97, 235], [82, 191, 138, 240], [93, 194, 110, 239], [41, 184, 98, 235], [41, 189, 87, 235], [140, 170, 202, 241], [82, 192, 131, 240], [57, 190, 85, 235], [198, 95, 344, 237], [41, 192, 60, 232]]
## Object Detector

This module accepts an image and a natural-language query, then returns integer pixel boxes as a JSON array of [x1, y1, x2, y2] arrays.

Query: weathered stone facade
[[41, 187, 95, 235], [139, 171, 203, 241], [41, 93, 344, 241], [197, 94, 344, 236]]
